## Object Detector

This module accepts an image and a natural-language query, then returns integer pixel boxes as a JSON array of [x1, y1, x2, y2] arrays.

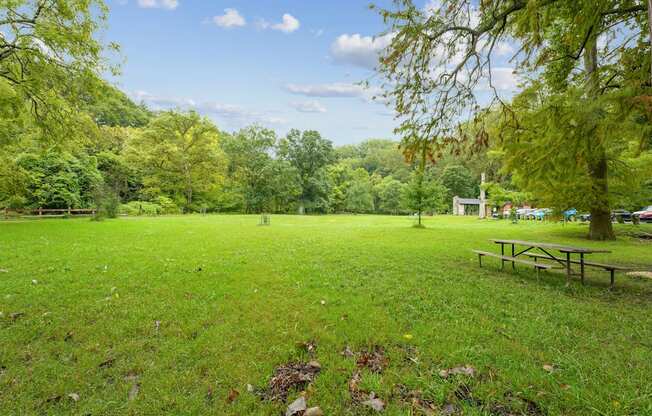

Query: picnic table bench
[[473, 239, 626, 288]]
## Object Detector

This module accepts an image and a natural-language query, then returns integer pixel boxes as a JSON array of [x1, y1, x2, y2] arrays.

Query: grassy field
[[1, 215, 651, 415]]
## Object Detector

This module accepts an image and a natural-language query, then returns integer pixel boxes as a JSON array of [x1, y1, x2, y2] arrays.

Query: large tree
[[128, 111, 225, 210], [375, 0, 650, 239], [0, 0, 116, 143]]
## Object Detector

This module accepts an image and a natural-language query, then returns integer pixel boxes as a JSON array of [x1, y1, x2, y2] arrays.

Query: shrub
[[154, 196, 180, 214], [119, 201, 162, 216]]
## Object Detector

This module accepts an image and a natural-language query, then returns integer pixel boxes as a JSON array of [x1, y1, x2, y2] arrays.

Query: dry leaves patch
[[261, 361, 321, 401], [344, 345, 389, 412]]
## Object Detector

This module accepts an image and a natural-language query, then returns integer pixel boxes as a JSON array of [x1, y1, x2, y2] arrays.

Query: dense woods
[[0, 83, 486, 216]]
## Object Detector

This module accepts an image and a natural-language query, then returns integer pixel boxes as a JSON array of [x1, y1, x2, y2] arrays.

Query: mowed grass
[[1, 215, 651, 415]]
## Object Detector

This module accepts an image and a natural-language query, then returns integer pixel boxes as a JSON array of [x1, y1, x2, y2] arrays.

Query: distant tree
[[221, 125, 277, 213], [267, 159, 302, 213], [128, 111, 225, 210], [84, 83, 151, 128], [375, 176, 405, 214], [359, 139, 411, 180], [439, 164, 478, 211], [402, 169, 448, 226], [345, 168, 374, 213], [15, 151, 102, 209], [278, 129, 334, 214]]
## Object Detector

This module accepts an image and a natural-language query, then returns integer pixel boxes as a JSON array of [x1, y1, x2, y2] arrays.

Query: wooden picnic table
[[490, 239, 611, 285]]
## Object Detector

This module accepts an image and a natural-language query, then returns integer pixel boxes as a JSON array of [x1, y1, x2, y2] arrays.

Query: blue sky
[[104, 0, 519, 145], [104, 0, 401, 145]]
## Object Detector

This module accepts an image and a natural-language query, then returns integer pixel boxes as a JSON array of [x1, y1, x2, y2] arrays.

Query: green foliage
[[439, 164, 478, 210], [402, 169, 448, 224], [84, 82, 151, 128], [13, 150, 102, 209], [0, 0, 117, 142], [278, 129, 334, 213], [375, 176, 405, 214], [127, 110, 226, 211], [344, 169, 375, 213], [119, 201, 162, 216]]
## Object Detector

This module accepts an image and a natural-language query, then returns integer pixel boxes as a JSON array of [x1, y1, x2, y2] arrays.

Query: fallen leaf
[[559, 383, 571, 390], [439, 365, 475, 378], [285, 396, 307, 416], [32, 279, 38, 285], [341, 345, 354, 358], [9, 312, 24, 321], [441, 403, 460, 415], [154, 320, 161, 332], [45, 395, 62, 404], [246, 383, 255, 393], [128, 383, 140, 401], [67, 393, 80, 402], [99, 358, 115, 368], [403, 333, 413, 340], [363, 397, 385, 412], [542, 364, 554, 373], [356, 346, 388, 373], [304, 406, 324, 416], [320, 300, 326, 305], [226, 389, 239, 403]]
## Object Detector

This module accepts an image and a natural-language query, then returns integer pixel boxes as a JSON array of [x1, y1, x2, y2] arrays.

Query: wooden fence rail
[[3, 207, 97, 219]]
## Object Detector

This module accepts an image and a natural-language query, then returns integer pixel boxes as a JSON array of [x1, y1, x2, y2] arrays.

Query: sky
[[104, 0, 518, 145]]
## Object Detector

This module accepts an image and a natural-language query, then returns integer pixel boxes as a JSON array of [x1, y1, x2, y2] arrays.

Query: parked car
[[563, 208, 577, 221], [634, 205, 652, 223], [611, 209, 632, 222], [532, 208, 552, 220], [579, 213, 591, 222]]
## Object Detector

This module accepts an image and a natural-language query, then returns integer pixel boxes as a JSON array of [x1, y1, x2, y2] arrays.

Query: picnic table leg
[[579, 253, 585, 285], [511, 244, 515, 270], [610, 269, 615, 290], [565, 252, 571, 286], [500, 243, 505, 270]]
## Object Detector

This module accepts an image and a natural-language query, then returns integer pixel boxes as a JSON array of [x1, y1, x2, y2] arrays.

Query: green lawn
[[1, 215, 651, 415]]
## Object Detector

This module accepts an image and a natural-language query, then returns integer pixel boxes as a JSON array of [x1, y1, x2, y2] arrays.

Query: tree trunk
[[588, 157, 615, 240], [648, 0, 652, 84], [584, 26, 615, 240]]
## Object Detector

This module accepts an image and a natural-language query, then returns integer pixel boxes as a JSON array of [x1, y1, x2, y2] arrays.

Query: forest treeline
[[0, 84, 484, 216]]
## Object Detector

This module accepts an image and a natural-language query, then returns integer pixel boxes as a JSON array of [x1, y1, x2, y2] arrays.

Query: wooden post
[[38, 207, 42, 216], [68, 207, 71, 215], [511, 244, 515, 270], [565, 252, 571, 285], [580, 253, 585, 285]]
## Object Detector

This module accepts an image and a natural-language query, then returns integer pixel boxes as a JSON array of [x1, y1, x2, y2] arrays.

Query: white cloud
[[330, 33, 394, 70], [258, 13, 300, 33], [213, 8, 246, 28], [137, 0, 178, 10], [289, 101, 327, 113], [130, 91, 286, 127], [480, 67, 518, 91], [285, 83, 369, 98]]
